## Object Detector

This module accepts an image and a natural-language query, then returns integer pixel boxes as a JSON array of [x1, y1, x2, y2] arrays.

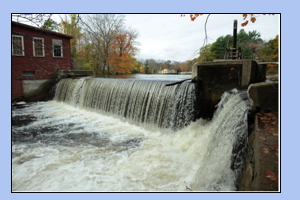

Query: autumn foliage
[[181, 14, 275, 26], [181, 14, 203, 21], [258, 35, 279, 68], [108, 32, 139, 73], [257, 112, 279, 185]]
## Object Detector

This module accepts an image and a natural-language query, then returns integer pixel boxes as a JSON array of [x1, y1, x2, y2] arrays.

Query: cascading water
[[54, 78, 197, 130], [12, 77, 249, 192]]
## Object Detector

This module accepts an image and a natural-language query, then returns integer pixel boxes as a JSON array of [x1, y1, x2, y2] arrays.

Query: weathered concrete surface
[[248, 82, 278, 113], [192, 60, 266, 119], [192, 60, 266, 88], [239, 112, 279, 191], [14, 79, 57, 102], [13, 70, 94, 103], [57, 70, 93, 79], [239, 80, 279, 191]]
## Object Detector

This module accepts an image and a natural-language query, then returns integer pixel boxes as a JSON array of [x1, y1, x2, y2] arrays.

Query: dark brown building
[[12, 21, 73, 101]]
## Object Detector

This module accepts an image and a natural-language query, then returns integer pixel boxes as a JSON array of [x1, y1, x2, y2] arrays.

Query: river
[[12, 74, 249, 192]]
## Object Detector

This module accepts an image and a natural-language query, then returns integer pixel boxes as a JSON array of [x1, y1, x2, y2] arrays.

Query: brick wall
[[12, 80, 23, 99], [12, 22, 73, 99]]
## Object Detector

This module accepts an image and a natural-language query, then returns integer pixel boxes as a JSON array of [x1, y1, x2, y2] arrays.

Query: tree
[[12, 14, 53, 27], [80, 14, 125, 75], [236, 29, 263, 59], [41, 18, 59, 31], [171, 61, 190, 72], [209, 29, 264, 60], [76, 43, 95, 70], [108, 28, 139, 73], [198, 44, 215, 62], [259, 35, 279, 63], [147, 59, 161, 73], [132, 60, 143, 73], [210, 35, 232, 59], [161, 60, 172, 70], [59, 14, 83, 69], [144, 60, 150, 74]]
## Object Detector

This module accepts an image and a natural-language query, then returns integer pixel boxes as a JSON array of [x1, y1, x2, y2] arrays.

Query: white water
[[55, 78, 196, 130], [12, 86, 249, 192]]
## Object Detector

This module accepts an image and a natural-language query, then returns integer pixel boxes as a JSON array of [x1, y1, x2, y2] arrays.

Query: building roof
[[12, 21, 73, 39]]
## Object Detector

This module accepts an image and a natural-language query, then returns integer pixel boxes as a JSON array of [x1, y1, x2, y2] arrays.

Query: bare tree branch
[[12, 14, 53, 27]]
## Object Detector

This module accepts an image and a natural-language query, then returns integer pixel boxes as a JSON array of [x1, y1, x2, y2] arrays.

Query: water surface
[[12, 75, 248, 192]]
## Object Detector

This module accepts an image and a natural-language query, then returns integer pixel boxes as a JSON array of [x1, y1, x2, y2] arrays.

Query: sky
[[51, 14, 279, 62], [123, 14, 279, 62]]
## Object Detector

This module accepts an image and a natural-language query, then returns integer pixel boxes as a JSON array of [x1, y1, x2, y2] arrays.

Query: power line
[[187, 14, 211, 61]]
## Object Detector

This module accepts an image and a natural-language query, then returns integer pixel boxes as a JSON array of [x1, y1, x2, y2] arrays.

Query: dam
[[12, 60, 278, 191]]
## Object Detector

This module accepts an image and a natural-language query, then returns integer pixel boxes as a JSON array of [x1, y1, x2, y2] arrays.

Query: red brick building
[[12, 21, 73, 101]]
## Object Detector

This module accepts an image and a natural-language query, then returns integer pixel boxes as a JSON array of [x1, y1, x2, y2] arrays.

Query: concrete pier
[[57, 70, 93, 79], [192, 60, 267, 119], [13, 70, 94, 102], [248, 82, 278, 113], [192, 60, 279, 191], [21, 79, 57, 102]]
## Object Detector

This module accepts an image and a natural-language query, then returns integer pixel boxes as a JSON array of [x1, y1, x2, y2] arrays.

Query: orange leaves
[[251, 17, 257, 23], [182, 14, 275, 26], [265, 170, 278, 182], [108, 31, 139, 73], [241, 14, 275, 26], [181, 14, 203, 21], [258, 112, 278, 136], [259, 136, 267, 141], [241, 14, 257, 26], [241, 21, 249, 27], [190, 14, 203, 21], [262, 147, 270, 154]]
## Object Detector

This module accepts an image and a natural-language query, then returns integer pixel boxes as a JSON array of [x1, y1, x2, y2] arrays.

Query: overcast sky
[[52, 14, 279, 62], [122, 14, 279, 62]]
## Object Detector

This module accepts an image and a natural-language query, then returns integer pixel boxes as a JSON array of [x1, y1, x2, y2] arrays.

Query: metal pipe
[[233, 20, 237, 50]]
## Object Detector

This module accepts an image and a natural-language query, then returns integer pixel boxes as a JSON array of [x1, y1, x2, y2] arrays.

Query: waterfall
[[12, 77, 250, 191], [54, 78, 197, 130], [189, 89, 249, 191]]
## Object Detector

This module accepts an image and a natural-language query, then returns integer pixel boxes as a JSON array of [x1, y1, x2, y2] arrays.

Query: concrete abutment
[[192, 60, 267, 119], [12, 70, 93, 103], [192, 60, 278, 191]]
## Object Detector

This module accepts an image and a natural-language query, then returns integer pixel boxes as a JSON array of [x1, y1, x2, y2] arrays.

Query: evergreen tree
[[41, 19, 59, 31]]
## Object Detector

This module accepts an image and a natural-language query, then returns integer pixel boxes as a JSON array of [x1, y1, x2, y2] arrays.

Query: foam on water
[[12, 89, 249, 192], [54, 78, 196, 130]]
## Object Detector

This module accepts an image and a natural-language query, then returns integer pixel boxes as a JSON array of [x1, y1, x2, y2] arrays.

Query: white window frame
[[52, 39, 63, 58], [33, 37, 45, 57], [12, 35, 24, 56]]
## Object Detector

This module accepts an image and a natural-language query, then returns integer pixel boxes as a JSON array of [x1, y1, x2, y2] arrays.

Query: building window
[[33, 37, 44, 57], [52, 39, 63, 57], [12, 35, 24, 56], [22, 71, 35, 77]]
